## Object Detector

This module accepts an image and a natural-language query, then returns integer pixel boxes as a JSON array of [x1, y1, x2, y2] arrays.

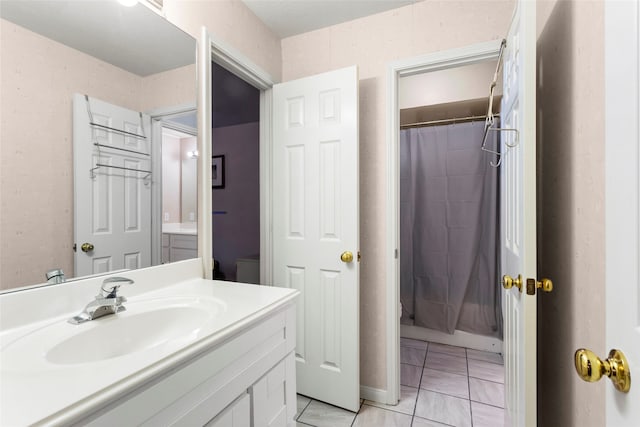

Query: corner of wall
[[536, 1, 605, 425]]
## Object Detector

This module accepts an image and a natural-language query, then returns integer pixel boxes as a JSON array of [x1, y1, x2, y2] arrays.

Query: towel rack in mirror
[[84, 94, 146, 140], [90, 163, 152, 182]]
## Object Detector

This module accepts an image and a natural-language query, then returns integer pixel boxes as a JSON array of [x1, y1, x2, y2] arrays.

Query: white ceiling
[[0, 1, 195, 76], [241, 0, 421, 38]]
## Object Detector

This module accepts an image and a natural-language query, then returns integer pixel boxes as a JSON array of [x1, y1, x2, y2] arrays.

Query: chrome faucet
[[46, 268, 66, 284], [68, 277, 133, 325]]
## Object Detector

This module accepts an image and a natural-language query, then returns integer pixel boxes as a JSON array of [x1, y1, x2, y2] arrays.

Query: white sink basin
[[2, 296, 226, 369], [47, 305, 212, 364]]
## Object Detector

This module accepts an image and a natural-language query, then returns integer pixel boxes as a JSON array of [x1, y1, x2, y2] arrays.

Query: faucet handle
[[100, 276, 134, 298]]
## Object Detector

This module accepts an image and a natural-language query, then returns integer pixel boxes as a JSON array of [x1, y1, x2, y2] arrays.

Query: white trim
[[206, 32, 276, 285], [147, 103, 197, 268], [147, 102, 197, 119], [359, 385, 388, 405], [385, 39, 503, 406], [209, 33, 276, 91], [150, 118, 163, 266], [605, 1, 640, 425], [161, 122, 197, 137], [259, 89, 274, 284], [401, 325, 503, 353], [197, 27, 213, 279]]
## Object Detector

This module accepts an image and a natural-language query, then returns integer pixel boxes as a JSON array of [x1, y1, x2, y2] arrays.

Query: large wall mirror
[[0, 0, 197, 291]]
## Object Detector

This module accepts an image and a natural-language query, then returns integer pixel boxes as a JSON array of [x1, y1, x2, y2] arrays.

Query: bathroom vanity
[[162, 223, 198, 264], [0, 259, 298, 426]]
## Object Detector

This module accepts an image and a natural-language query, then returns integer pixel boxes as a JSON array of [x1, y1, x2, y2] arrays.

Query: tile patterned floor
[[295, 339, 504, 427]]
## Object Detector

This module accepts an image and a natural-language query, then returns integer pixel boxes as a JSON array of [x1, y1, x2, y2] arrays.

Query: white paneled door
[[272, 66, 360, 412], [605, 0, 640, 425], [500, 1, 537, 426], [73, 94, 151, 277]]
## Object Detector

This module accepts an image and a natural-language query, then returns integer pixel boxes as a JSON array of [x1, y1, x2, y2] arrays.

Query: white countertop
[[162, 222, 197, 235], [0, 261, 297, 426]]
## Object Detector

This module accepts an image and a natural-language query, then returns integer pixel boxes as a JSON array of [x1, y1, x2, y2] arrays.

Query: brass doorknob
[[526, 278, 553, 295], [81, 242, 95, 253], [574, 348, 631, 393], [340, 251, 354, 263], [536, 278, 553, 292], [502, 274, 522, 292]]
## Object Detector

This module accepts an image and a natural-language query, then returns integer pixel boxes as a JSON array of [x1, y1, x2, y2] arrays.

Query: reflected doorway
[[211, 63, 260, 283]]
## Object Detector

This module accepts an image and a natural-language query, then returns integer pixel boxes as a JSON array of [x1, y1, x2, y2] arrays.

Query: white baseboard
[[401, 325, 503, 353], [360, 385, 391, 405]]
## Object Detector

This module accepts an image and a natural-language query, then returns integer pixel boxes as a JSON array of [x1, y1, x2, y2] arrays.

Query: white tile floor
[[295, 339, 504, 427]]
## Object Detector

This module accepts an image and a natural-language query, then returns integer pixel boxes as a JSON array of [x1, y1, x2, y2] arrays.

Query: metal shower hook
[[479, 38, 521, 168], [481, 125, 520, 168]]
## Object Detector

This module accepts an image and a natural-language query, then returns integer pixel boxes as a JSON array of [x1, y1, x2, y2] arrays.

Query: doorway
[[200, 35, 276, 284], [398, 61, 504, 350], [150, 107, 197, 267], [211, 63, 261, 282], [385, 40, 505, 407], [396, 59, 506, 426]]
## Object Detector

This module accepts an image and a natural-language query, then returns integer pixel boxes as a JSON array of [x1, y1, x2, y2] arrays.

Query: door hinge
[[395, 248, 398, 259]]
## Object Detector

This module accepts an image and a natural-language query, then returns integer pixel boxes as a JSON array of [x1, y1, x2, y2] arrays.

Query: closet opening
[[385, 40, 508, 408], [398, 62, 503, 349]]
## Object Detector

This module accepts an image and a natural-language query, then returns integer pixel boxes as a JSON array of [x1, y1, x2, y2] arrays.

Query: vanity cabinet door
[[251, 353, 296, 427], [205, 393, 251, 427], [168, 234, 197, 262], [205, 393, 250, 427], [161, 234, 170, 263]]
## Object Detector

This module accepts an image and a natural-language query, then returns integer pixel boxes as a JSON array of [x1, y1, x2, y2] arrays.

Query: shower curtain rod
[[400, 114, 500, 129]]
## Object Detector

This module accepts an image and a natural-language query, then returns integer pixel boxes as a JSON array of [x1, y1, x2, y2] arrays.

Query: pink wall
[[162, 134, 182, 224], [211, 122, 260, 281], [536, 1, 605, 425], [164, 0, 282, 81], [281, 0, 515, 391]]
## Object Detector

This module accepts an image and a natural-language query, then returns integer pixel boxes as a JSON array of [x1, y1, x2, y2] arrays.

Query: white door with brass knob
[[603, 1, 640, 424], [499, 1, 538, 425], [272, 66, 360, 411], [73, 94, 152, 277]]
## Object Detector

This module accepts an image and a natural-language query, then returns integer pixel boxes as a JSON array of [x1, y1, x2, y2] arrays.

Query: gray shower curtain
[[400, 121, 502, 337]]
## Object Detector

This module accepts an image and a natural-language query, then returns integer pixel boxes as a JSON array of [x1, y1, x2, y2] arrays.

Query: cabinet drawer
[[170, 234, 197, 250]]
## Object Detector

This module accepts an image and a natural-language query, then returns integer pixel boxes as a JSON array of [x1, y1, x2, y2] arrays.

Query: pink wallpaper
[[163, 0, 282, 81], [162, 134, 182, 224], [536, 1, 605, 425]]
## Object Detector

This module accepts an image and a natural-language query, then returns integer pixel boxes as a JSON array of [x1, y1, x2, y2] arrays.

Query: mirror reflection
[[0, 0, 197, 291]]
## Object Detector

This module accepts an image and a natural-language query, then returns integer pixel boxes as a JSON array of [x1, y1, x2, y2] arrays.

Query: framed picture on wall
[[212, 155, 225, 189]]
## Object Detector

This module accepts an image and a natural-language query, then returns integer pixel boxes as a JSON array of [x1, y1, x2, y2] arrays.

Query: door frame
[[385, 39, 504, 405], [605, 0, 639, 424], [200, 29, 277, 283], [147, 103, 197, 267]]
